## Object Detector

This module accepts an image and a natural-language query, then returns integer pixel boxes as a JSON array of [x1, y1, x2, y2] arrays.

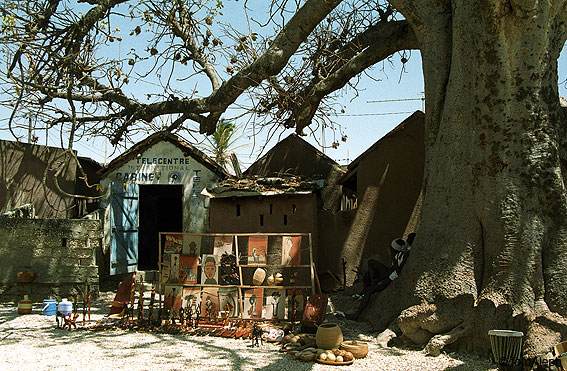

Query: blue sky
[[0, 1, 565, 170]]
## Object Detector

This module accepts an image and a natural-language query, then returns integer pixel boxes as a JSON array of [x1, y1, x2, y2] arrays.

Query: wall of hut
[[0, 140, 91, 219], [209, 193, 319, 263], [336, 111, 425, 284]]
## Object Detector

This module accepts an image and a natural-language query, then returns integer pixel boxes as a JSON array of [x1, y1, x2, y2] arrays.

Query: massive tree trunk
[[364, 0, 567, 358]]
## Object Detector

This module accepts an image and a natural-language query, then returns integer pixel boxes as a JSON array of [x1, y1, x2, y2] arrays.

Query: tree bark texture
[[364, 0, 567, 357]]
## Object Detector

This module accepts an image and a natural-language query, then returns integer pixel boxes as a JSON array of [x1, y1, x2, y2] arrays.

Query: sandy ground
[[0, 292, 497, 371]]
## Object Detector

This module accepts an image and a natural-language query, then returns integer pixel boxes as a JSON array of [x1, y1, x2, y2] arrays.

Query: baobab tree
[[1, 0, 567, 359]]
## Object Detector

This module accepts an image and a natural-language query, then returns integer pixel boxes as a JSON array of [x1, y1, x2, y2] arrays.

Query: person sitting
[[347, 234, 414, 321]]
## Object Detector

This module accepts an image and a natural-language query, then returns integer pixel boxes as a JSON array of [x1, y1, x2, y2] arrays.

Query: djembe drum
[[488, 330, 524, 368]]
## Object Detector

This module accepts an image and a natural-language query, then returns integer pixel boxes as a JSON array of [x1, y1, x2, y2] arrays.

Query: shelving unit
[[158, 232, 314, 321]]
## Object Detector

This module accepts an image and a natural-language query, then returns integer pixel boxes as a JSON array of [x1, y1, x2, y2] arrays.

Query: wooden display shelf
[[158, 232, 315, 318], [239, 285, 311, 289], [162, 283, 239, 288], [238, 264, 312, 268], [162, 283, 311, 290]]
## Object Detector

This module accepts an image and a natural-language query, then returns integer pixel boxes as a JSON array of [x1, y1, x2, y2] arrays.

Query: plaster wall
[[0, 218, 101, 302], [209, 194, 319, 262], [99, 141, 222, 270]]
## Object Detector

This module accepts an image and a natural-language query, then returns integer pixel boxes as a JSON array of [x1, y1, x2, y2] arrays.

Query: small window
[[260, 214, 264, 226], [269, 204, 273, 215], [283, 215, 288, 225], [236, 204, 241, 216], [292, 204, 296, 215]]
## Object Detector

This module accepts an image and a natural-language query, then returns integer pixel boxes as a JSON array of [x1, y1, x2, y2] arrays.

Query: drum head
[[488, 330, 524, 337]]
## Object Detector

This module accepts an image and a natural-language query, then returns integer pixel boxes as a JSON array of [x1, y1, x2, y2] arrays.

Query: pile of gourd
[[318, 348, 354, 363], [281, 334, 354, 363]]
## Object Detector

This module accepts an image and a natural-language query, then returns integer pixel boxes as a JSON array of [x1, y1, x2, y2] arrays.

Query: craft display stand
[[158, 232, 314, 322]]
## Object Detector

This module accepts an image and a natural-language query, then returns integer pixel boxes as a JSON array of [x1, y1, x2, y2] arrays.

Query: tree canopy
[[0, 0, 417, 150]]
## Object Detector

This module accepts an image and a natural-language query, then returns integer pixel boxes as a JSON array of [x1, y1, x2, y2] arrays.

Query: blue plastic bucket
[[57, 299, 73, 315], [42, 299, 56, 316]]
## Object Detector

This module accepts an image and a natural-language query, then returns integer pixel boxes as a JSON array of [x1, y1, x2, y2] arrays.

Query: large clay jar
[[316, 323, 343, 350]]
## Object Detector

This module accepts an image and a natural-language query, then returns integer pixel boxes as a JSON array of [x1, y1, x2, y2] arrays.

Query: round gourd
[[326, 353, 336, 362], [267, 275, 275, 285], [302, 353, 316, 362]]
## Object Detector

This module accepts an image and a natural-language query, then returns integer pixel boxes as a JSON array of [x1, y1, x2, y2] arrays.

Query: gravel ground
[[0, 292, 497, 371]]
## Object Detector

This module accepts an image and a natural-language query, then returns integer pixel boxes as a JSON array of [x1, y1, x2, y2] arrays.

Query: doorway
[[138, 184, 183, 270]]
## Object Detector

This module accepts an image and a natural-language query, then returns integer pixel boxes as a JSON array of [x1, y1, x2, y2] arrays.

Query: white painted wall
[[99, 141, 222, 258]]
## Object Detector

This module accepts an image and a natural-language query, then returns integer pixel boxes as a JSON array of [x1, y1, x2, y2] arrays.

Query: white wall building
[[98, 132, 229, 274]]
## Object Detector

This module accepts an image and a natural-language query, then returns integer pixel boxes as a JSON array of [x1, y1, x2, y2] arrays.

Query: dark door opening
[[138, 184, 183, 270]]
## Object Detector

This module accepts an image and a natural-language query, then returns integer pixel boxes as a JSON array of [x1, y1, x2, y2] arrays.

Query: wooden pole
[[234, 235, 244, 319], [308, 233, 315, 296]]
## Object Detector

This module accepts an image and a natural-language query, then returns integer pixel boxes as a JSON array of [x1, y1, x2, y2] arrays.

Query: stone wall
[[0, 218, 102, 302]]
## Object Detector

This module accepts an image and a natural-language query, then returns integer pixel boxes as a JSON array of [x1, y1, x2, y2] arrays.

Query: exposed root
[[376, 320, 402, 348], [397, 301, 437, 344], [522, 311, 567, 359], [396, 296, 475, 352], [424, 324, 468, 356]]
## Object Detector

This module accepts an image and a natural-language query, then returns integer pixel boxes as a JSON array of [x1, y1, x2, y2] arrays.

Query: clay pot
[[252, 268, 266, 285], [17, 271, 37, 283], [341, 340, 369, 359], [316, 323, 343, 350]]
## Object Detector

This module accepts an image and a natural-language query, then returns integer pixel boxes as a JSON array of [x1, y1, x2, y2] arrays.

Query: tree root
[[424, 323, 468, 356], [396, 296, 475, 354], [397, 301, 437, 344], [522, 311, 567, 359], [376, 320, 402, 348]]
